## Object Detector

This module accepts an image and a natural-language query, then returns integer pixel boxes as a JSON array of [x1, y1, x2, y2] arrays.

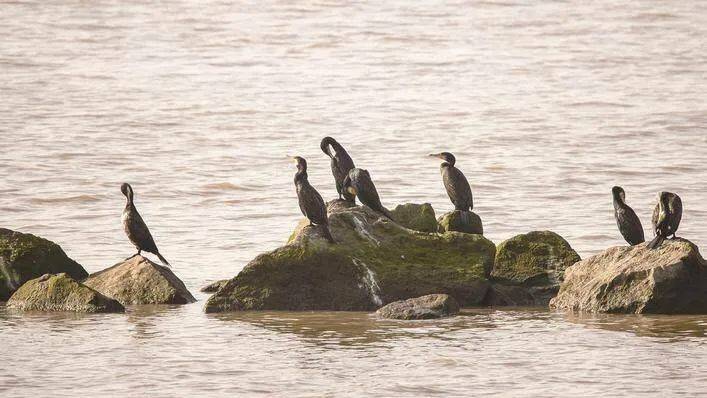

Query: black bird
[[120, 183, 171, 267], [342, 168, 394, 220], [647, 191, 683, 249], [429, 152, 473, 211], [612, 186, 645, 246], [320, 137, 356, 203], [292, 156, 335, 243]]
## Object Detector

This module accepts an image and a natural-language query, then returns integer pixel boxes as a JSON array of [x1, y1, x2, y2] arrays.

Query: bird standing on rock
[[429, 152, 473, 212], [342, 168, 394, 220], [292, 156, 335, 243], [647, 191, 683, 249], [320, 136, 356, 203], [612, 186, 645, 246], [121, 183, 171, 267]]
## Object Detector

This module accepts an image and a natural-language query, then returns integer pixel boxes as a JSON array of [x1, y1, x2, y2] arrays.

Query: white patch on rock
[[352, 215, 380, 246], [353, 258, 382, 306]]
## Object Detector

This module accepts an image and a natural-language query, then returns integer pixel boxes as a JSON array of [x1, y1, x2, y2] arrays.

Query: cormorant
[[342, 168, 394, 220], [292, 156, 335, 243], [120, 183, 171, 267], [320, 137, 356, 203], [612, 186, 645, 246], [429, 152, 473, 211], [647, 191, 683, 249]]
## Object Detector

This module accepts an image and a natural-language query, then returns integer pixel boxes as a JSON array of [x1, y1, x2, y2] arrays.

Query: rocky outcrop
[[84, 255, 196, 305], [6, 273, 124, 313], [376, 294, 460, 319], [205, 203, 495, 313], [389, 203, 437, 232], [437, 211, 483, 235], [550, 239, 707, 314], [200, 279, 229, 293], [489, 231, 580, 305], [0, 228, 88, 300]]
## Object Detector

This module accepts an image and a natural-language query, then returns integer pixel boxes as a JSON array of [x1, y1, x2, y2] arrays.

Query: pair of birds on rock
[[293, 137, 474, 244], [612, 186, 682, 249]]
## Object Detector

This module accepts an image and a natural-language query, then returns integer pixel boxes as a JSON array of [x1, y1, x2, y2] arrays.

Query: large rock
[[389, 203, 437, 232], [550, 239, 707, 314], [376, 294, 460, 320], [0, 228, 88, 300], [7, 273, 124, 313], [437, 211, 483, 235], [84, 255, 196, 305], [205, 203, 495, 313], [490, 231, 580, 305]]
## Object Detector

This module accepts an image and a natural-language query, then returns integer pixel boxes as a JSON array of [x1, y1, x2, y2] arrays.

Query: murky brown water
[[1, 0, 706, 396]]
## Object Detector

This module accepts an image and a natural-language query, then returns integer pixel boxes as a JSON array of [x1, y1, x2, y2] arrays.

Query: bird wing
[[354, 170, 384, 211], [442, 167, 473, 210], [127, 208, 159, 253], [298, 184, 328, 225], [616, 206, 645, 244], [669, 194, 683, 233]]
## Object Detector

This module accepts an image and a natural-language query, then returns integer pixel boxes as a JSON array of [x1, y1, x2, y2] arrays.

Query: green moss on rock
[[6, 273, 124, 313], [389, 203, 437, 232], [206, 204, 495, 313], [492, 231, 580, 286], [0, 228, 88, 300], [437, 211, 483, 235]]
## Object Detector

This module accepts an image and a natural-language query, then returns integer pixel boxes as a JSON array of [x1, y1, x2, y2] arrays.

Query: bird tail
[[155, 252, 172, 267], [647, 235, 664, 250], [322, 225, 336, 244], [381, 207, 395, 222]]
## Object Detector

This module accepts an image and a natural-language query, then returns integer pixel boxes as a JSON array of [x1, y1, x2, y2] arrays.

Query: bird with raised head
[[429, 152, 473, 212], [292, 156, 335, 243], [120, 183, 171, 267]]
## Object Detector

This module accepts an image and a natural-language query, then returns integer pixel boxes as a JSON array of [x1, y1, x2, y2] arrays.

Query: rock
[[205, 204, 495, 313], [0, 228, 88, 300], [483, 283, 538, 306], [6, 273, 124, 313], [84, 255, 196, 305], [376, 294, 460, 319], [437, 211, 483, 235], [550, 239, 707, 314], [389, 203, 437, 232], [200, 279, 229, 293]]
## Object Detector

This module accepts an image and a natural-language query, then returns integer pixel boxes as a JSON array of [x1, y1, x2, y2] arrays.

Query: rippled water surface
[[1, 1, 706, 396]]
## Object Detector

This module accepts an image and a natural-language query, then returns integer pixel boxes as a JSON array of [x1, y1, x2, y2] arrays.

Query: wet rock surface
[[376, 294, 460, 320]]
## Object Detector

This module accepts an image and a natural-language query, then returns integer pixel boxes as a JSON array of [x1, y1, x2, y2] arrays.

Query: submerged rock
[[389, 203, 437, 232], [205, 204, 495, 313], [200, 279, 229, 293], [0, 228, 88, 300], [550, 239, 707, 314], [7, 273, 124, 313], [490, 231, 580, 305], [376, 294, 460, 320], [437, 211, 483, 235], [84, 255, 196, 305]]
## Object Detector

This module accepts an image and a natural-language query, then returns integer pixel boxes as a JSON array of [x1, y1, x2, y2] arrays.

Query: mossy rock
[[0, 228, 88, 300], [389, 203, 437, 232], [206, 204, 495, 313], [437, 211, 483, 235], [84, 255, 196, 305], [7, 273, 124, 313], [491, 231, 580, 287]]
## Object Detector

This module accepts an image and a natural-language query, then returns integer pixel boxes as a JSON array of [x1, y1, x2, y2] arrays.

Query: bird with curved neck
[[292, 156, 335, 243], [342, 168, 394, 220], [429, 152, 473, 212], [648, 191, 683, 249], [611, 186, 645, 246], [120, 183, 171, 267], [320, 136, 356, 203]]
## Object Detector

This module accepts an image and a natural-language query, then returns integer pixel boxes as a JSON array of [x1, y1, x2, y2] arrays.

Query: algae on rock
[[206, 204, 495, 313], [389, 203, 437, 233], [7, 273, 124, 313], [0, 228, 87, 300], [437, 211, 483, 235]]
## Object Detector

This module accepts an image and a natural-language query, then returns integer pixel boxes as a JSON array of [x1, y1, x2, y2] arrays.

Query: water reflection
[[561, 311, 707, 340]]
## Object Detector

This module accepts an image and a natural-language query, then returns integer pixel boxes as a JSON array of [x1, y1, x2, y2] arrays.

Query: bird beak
[[428, 153, 443, 159]]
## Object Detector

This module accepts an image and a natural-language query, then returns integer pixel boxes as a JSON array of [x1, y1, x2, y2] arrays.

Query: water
[[1, 0, 706, 396]]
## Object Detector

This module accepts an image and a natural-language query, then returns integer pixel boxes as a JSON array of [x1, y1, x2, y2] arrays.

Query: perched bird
[[429, 152, 473, 211], [611, 186, 645, 246], [292, 156, 335, 243], [647, 191, 683, 249], [342, 168, 394, 220], [320, 137, 356, 203], [120, 183, 171, 267]]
